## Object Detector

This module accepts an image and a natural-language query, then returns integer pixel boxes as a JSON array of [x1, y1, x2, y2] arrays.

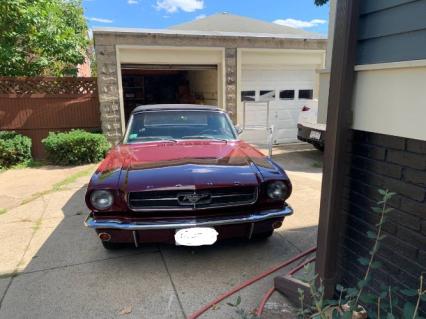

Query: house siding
[[337, 130, 426, 314], [357, 0, 426, 64]]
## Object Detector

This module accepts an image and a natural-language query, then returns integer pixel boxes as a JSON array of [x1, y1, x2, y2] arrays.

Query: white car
[[297, 99, 326, 151]]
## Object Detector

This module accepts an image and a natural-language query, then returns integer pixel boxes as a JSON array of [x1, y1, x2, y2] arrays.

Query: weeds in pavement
[[297, 189, 426, 319], [227, 296, 261, 319], [20, 166, 94, 205]]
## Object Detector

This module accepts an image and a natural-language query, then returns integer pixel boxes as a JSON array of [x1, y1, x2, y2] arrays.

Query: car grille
[[128, 186, 258, 211]]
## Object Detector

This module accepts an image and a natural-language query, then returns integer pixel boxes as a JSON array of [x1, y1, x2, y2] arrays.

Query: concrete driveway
[[0, 143, 322, 319]]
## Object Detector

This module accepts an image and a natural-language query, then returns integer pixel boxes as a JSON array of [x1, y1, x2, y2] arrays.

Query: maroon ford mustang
[[85, 105, 293, 249]]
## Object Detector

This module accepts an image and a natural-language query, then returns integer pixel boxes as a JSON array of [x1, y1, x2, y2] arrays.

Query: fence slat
[[0, 77, 101, 159]]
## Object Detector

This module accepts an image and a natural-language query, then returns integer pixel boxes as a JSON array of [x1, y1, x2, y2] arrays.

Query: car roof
[[132, 104, 222, 113]]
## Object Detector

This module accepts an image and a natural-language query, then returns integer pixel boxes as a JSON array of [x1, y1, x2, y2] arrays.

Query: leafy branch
[[354, 189, 394, 307], [297, 189, 425, 318], [314, 0, 329, 6]]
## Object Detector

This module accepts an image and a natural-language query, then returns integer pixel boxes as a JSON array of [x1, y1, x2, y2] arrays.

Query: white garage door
[[241, 67, 316, 144]]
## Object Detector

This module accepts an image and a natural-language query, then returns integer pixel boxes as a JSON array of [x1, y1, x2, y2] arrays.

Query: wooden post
[[316, 0, 360, 296], [274, 0, 360, 300]]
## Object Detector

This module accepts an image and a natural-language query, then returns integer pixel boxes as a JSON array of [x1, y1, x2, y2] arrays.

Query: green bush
[[42, 130, 110, 165], [0, 131, 32, 169]]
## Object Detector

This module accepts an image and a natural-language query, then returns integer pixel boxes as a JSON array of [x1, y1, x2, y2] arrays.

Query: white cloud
[[273, 18, 327, 29], [128, 0, 138, 4], [195, 14, 206, 20], [155, 0, 204, 13], [87, 17, 113, 23]]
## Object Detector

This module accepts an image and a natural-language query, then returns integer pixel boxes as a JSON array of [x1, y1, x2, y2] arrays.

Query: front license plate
[[309, 130, 321, 140], [175, 227, 218, 246]]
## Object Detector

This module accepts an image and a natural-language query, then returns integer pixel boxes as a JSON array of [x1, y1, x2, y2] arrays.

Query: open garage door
[[241, 67, 316, 145], [121, 64, 218, 123]]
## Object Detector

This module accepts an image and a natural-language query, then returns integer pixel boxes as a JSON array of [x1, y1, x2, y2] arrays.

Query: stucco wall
[[352, 61, 426, 141]]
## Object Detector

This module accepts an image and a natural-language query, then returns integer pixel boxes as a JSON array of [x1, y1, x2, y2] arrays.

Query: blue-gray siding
[[357, 0, 426, 64]]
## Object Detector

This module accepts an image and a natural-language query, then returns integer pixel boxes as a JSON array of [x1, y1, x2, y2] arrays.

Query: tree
[[0, 0, 89, 76], [315, 0, 329, 5]]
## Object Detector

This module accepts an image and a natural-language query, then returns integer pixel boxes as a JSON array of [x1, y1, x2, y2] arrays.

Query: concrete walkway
[[0, 144, 322, 319], [0, 165, 95, 212]]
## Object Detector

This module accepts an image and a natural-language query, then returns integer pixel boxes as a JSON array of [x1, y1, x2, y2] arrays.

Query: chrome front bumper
[[84, 206, 293, 230]]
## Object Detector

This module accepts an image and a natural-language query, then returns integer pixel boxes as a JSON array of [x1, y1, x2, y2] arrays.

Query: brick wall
[[337, 130, 425, 314]]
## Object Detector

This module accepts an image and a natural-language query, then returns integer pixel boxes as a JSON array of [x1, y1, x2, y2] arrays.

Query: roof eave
[[92, 27, 327, 41]]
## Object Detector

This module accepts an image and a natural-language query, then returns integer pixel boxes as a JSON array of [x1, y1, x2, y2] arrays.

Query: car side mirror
[[235, 125, 243, 135]]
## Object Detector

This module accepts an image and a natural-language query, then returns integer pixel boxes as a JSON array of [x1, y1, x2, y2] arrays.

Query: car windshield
[[125, 110, 237, 143]]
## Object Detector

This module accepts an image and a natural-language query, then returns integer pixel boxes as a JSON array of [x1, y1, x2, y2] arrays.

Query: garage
[[241, 67, 316, 144], [237, 49, 323, 145], [121, 64, 218, 122], [93, 13, 326, 143]]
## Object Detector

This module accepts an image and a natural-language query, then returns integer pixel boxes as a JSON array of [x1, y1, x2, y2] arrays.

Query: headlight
[[266, 181, 287, 200], [90, 190, 114, 210]]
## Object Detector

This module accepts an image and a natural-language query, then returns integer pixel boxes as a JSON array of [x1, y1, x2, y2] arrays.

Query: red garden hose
[[256, 287, 276, 317], [188, 246, 317, 319], [255, 256, 317, 317]]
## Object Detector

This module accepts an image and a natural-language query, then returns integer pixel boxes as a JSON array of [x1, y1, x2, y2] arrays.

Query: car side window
[[279, 90, 295, 100]]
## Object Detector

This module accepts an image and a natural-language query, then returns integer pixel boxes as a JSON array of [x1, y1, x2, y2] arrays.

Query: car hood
[[90, 140, 283, 192]]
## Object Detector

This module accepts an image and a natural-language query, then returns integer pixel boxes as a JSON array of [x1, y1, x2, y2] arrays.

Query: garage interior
[[121, 64, 218, 122]]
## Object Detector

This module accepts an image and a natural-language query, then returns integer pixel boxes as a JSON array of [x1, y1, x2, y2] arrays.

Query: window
[[241, 91, 256, 102], [298, 89, 313, 100], [279, 90, 295, 100], [259, 90, 276, 101], [144, 112, 208, 126], [126, 110, 237, 143]]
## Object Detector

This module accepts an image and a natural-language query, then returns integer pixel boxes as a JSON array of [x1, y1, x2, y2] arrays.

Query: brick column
[[225, 48, 237, 123], [95, 44, 123, 145]]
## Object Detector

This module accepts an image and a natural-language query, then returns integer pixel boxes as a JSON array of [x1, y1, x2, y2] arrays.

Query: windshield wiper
[[181, 136, 229, 143], [130, 137, 178, 143], [158, 139, 178, 143]]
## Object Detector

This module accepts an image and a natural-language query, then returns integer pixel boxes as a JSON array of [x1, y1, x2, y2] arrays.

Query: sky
[[83, 0, 330, 35]]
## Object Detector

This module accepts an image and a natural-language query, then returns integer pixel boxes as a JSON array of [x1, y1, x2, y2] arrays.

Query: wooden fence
[[0, 77, 101, 159]]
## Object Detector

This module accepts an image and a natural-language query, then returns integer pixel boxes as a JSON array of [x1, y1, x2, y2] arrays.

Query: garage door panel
[[241, 67, 316, 144], [243, 102, 269, 128], [243, 69, 315, 83]]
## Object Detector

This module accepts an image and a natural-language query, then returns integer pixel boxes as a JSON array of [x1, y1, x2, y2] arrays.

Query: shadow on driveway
[[0, 146, 321, 318]]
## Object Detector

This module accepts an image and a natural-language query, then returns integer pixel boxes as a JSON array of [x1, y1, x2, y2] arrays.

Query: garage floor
[[0, 143, 322, 319]]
